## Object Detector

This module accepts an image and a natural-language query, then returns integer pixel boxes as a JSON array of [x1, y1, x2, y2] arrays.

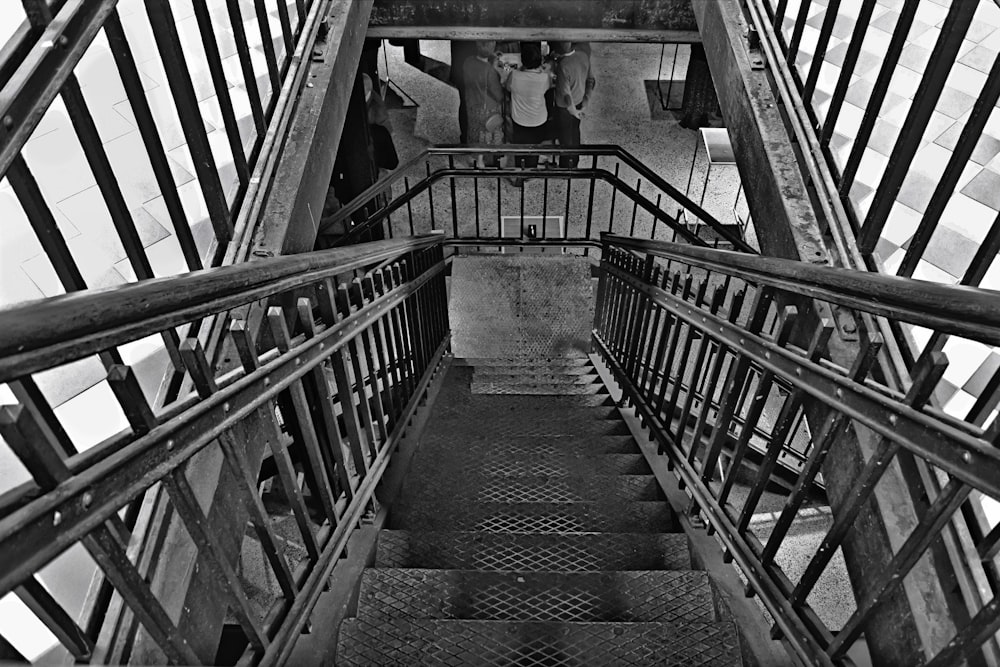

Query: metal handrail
[[0, 234, 450, 665], [604, 234, 1000, 347], [0, 234, 443, 381], [323, 145, 756, 253], [595, 238, 1000, 667]]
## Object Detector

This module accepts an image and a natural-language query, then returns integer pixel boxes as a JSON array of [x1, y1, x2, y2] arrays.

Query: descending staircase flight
[[335, 254, 744, 664], [336, 356, 744, 665]]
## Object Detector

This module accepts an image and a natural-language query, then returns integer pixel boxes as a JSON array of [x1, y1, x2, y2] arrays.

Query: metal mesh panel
[[449, 255, 594, 359], [400, 475, 662, 504], [337, 618, 743, 666], [388, 502, 675, 534], [375, 531, 692, 571], [358, 569, 717, 624]]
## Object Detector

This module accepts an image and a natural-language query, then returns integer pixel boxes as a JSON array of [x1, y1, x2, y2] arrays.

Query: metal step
[[471, 381, 608, 395], [357, 569, 716, 623], [473, 371, 602, 385], [424, 413, 630, 438], [388, 501, 675, 533], [455, 357, 593, 368], [337, 618, 743, 666], [416, 434, 640, 457], [399, 474, 664, 504], [375, 531, 692, 571], [408, 453, 652, 478], [473, 365, 599, 377]]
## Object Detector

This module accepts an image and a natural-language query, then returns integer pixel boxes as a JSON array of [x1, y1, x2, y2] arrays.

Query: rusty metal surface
[[357, 569, 716, 623], [375, 531, 692, 571], [337, 618, 743, 665]]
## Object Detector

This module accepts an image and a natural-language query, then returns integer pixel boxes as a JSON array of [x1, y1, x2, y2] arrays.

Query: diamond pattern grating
[[358, 569, 716, 624], [399, 475, 663, 504], [337, 618, 743, 666], [375, 531, 692, 571], [389, 502, 674, 533], [409, 453, 651, 480]]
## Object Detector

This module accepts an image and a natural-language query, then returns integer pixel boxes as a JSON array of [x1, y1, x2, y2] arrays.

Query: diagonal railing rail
[[595, 233, 1000, 667], [321, 145, 756, 253], [0, 234, 449, 665]]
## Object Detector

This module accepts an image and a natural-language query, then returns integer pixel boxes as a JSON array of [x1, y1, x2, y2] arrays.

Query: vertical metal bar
[[16, 576, 94, 660], [760, 334, 882, 565], [542, 175, 549, 236], [231, 320, 321, 560], [773, 0, 790, 30], [564, 178, 572, 238], [828, 478, 970, 659], [191, 0, 250, 185], [252, 0, 281, 92], [274, 0, 294, 52], [373, 271, 405, 413], [678, 286, 727, 458], [474, 174, 481, 237], [785, 0, 813, 65], [630, 179, 641, 236], [448, 156, 458, 238], [326, 291, 376, 473], [898, 54, 1000, 278], [356, 280, 391, 439], [790, 355, 948, 606], [663, 280, 709, 436], [651, 194, 662, 239], [654, 275, 694, 437], [519, 173, 526, 238], [717, 306, 799, 507], [858, 0, 977, 254], [225, 0, 266, 134], [802, 0, 842, 104], [642, 273, 680, 402], [104, 12, 201, 271], [608, 163, 619, 233], [266, 309, 343, 519], [586, 154, 597, 243], [838, 0, 920, 194], [391, 264, 418, 396], [144, 0, 233, 245], [339, 287, 382, 453], [925, 600, 1000, 667], [425, 162, 436, 230], [361, 275, 399, 423], [820, 0, 878, 145], [735, 320, 833, 533], [638, 269, 668, 394], [404, 177, 416, 235]]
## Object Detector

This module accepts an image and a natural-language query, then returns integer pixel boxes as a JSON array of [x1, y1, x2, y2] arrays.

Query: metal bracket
[[833, 305, 860, 342]]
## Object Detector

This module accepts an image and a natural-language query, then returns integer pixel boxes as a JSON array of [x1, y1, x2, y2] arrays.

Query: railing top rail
[[604, 233, 1000, 347], [323, 144, 753, 252], [0, 234, 443, 381]]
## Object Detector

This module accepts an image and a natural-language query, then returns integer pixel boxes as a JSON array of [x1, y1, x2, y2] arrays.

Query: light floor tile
[[53, 381, 130, 452]]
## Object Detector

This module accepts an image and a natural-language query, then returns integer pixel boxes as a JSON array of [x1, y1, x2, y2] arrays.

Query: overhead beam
[[368, 0, 700, 41]]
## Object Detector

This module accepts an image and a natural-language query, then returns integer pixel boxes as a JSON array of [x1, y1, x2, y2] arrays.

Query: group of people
[[459, 40, 596, 177]]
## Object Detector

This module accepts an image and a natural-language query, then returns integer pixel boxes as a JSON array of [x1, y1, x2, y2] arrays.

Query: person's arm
[[580, 62, 596, 110]]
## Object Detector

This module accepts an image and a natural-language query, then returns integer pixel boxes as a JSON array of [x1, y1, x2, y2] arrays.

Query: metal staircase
[[336, 357, 743, 665]]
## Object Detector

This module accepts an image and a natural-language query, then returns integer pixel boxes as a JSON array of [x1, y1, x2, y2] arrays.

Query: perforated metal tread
[[375, 531, 691, 571], [432, 405, 621, 421], [472, 382, 608, 395], [423, 417, 630, 439], [455, 357, 594, 368], [399, 474, 663, 504], [408, 453, 652, 479], [337, 618, 743, 666], [358, 569, 715, 623], [474, 366, 599, 377], [389, 501, 674, 533], [416, 434, 640, 457]]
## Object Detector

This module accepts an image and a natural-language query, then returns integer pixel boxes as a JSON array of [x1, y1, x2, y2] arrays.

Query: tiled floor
[[770, 0, 1000, 421]]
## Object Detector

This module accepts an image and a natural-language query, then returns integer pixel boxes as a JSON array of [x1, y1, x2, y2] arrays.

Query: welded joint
[[746, 27, 766, 70]]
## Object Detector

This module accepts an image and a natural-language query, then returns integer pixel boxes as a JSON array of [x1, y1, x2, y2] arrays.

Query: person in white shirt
[[504, 43, 553, 171]]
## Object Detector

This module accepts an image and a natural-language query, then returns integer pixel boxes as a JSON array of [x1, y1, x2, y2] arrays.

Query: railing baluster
[[586, 154, 597, 244], [191, 0, 251, 186], [390, 264, 417, 397], [448, 156, 459, 238], [145, 0, 233, 246], [698, 287, 775, 483], [717, 306, 799, 508], [230, 320, 321, 561], [104, 10, 201, 272], [820, 0, 877, 145], [607, 163, 619, 233], [785, 0, 813, 66], [802, 0, 841, 104], [374, 270, 406, 413], [175, 343, 298, 602], [789, 354, 949, 606], [363, 275, 399, 423], [224, 0, 267, 134], [266, 308, 343, 519], [679, 286, 727, 461], [252, 0, 281, 93], [274, 0, 294, 52], [642, 272, 681, 405], [355, 280, 391, 439], [734, 320, 833, 533], [339, 287, 382, 452], [16, 576, 94, 660], [663, 280, 709, 440], [630, 179, 641, 236], [688, 288, 746, 470], [654, 275, 695, 451]]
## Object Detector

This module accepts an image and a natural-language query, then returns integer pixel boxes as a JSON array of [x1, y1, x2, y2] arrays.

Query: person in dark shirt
[[463, 41, 505, 168], [552, 41, 595, 168]]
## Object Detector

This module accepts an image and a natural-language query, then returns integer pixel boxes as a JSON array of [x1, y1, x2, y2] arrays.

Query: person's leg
[[556, 107, 581, 168]]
